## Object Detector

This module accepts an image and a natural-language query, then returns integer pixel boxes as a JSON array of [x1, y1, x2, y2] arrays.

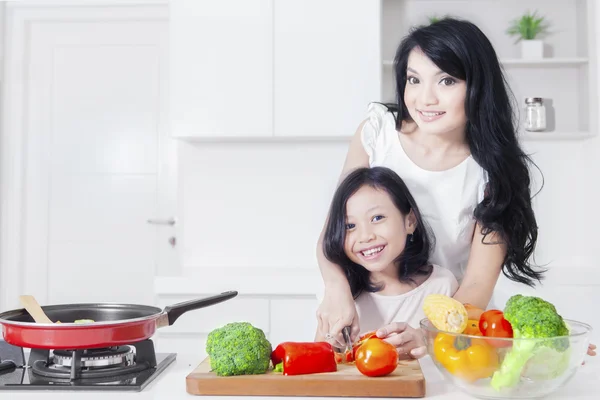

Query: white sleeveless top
[[361, 103, 488, 282]]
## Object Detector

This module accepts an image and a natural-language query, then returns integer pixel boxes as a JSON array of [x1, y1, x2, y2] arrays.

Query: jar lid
[[525, 97, 544, 104]]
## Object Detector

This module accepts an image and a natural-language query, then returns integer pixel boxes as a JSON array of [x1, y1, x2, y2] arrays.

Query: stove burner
[[53, 346, 134, 368], [0, 339, 176, 391], [29, 340, 158, 381], [31, 358, 149, 380]]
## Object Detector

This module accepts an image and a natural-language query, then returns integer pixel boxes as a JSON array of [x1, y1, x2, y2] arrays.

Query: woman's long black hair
[[323, 167, 434, 298], [386, 18, 543, 286]]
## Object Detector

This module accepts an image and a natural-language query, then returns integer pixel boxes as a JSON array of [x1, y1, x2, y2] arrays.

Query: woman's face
[[403, 48, 468, 137], [343, 186, 415, 274]]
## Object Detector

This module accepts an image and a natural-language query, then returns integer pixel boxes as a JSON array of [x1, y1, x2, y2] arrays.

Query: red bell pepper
[[271, 342, 337, 376]]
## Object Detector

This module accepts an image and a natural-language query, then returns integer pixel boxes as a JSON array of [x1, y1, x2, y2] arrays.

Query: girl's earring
[[409, 234, 414, 243]]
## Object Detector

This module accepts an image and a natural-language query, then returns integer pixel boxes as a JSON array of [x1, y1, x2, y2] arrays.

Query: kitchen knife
[[341, 326, 353, 356]]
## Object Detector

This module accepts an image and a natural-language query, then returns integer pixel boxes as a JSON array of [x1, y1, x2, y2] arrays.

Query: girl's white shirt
[[361, 102, 488, 282], [315, 265, 458, 332], [356, 264, 458, 331]]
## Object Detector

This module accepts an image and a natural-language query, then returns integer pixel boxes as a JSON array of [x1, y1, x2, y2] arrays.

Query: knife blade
[[341, 326, 353, 355]]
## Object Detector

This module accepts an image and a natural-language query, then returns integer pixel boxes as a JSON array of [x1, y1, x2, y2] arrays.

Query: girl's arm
[[316, 120, 370, 343], [452, 223, 505, 309]]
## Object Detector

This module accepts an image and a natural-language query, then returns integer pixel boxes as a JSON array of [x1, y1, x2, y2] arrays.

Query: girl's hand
[[588, 343, 596, 356], [376, 322, 427, 359], [316, 285, 360, 347]]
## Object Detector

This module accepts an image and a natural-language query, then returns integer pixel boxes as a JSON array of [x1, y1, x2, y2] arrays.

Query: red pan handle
[[164, 290, 238, 325]]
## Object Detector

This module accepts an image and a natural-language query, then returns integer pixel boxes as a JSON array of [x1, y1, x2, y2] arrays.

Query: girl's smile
[[356, 244, 387, 261]]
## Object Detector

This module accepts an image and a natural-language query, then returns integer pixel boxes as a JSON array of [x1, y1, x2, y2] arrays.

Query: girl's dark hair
[[385, 17, 543, 286], [323, 167, 433, 298]]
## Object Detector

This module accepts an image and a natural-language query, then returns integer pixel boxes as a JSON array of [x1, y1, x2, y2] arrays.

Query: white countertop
[[4, 355, 598, 399]]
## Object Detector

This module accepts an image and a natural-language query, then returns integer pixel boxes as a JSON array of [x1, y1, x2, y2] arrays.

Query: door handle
[[147, 217, 176, 226]]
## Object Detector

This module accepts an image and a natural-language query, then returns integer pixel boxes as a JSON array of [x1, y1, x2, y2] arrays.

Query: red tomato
[[335, 350, 354, 364], [464, 319, 483, 336], [352, 330, 378, 360], [359, 331, 378, 341], [354, 338, 398, 377], [479, 310, 513, 348]]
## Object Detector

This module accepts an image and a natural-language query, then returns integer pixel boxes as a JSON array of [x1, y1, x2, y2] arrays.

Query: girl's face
[[343, 186, 416, 274], [403, 48, 468, 137]]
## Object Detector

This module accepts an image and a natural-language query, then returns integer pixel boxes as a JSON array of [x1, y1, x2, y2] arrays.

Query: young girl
[[315, 166, 456, 355], [315, 17, 596, 357]]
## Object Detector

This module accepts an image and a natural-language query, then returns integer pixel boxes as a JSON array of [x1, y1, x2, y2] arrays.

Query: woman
[[315, 18, 596, 357]]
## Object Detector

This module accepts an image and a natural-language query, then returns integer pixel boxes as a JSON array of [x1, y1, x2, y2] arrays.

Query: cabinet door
[[274, 0, 381, 138], [170, 0, 273, 138]]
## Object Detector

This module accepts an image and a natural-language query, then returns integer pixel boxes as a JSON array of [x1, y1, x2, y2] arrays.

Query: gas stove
[[0, 338, 176, 391]]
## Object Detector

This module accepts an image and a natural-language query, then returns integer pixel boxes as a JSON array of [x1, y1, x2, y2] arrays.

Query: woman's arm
[[455, 226, 597, 357], [315, 120, 370, 343], [452, 223, 506, 309]]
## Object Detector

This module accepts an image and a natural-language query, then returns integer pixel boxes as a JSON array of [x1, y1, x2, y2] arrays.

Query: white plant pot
[[520, 40, 544, 59]]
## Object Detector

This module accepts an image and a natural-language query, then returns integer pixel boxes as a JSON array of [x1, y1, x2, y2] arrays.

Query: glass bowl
[[419, 318, 592, 399]]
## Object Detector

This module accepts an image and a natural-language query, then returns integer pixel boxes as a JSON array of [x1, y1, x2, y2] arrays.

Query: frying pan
[[0, 291, 238, 349]]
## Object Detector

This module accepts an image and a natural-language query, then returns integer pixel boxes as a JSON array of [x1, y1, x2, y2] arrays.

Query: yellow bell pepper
[[433, 333, 499, 382]]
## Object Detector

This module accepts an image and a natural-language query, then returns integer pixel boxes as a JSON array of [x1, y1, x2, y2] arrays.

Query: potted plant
[[506, 10, 550, 59], [428, 15, 441, 24], [427, 14, 449, 25]]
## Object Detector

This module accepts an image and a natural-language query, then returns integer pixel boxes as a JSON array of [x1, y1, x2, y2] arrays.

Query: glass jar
[[524, 97, 546, 132]]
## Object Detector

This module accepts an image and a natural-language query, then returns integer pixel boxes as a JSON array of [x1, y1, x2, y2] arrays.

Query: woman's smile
[[417, 109, 446, 122]]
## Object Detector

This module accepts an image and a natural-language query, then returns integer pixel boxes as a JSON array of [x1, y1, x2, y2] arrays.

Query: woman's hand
[[316, 285, 360, 347], [376, 322, 427, 359], [588, 343, 596, 356]]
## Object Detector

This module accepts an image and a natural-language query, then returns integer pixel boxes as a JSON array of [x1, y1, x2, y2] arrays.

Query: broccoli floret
[[206, 322, 272, 376], [491, 295, 570, 391]]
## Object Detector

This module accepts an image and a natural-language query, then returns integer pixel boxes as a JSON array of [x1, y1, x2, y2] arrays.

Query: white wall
[[178, 139, 597, 274]]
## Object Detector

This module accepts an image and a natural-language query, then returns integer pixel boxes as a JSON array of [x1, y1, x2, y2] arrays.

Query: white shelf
[[501, 58, 589, 67], [174, 132, 595, 143], [382, 58, 589, 68], [155, 267, 320, 296], [520, 131, 595, 141], [173, 135, 353, 143]]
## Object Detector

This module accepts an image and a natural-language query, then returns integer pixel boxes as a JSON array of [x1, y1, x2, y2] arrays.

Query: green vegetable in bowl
[[206, 322, 272, 376], [491, 295, 570, 390], [74, 319, 95, 324]]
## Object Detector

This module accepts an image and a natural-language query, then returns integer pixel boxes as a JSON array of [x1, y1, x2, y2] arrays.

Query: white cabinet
[[273, 0, 381, 138], [169, 0, 273, 138], [170, 0, 382, 140]]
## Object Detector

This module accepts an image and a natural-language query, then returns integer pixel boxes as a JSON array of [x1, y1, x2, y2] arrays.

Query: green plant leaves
[[506, 10, 549, 42]]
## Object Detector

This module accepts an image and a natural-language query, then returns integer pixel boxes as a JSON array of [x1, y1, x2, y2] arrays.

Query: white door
[[0, 4, 176, 308]]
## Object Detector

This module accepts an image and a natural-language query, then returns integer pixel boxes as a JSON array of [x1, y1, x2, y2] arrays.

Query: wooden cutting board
[[186, 357, 425, 397]]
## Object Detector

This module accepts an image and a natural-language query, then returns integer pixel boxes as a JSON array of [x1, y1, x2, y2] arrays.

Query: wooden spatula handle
[[19, 295, 53, 324]]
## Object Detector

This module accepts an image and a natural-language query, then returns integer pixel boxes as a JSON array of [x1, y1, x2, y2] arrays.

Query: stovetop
[[0, 339, 176, 391]]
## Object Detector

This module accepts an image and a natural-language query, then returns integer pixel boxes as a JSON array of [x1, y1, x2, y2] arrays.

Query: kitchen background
[[0, 0, 598, 360]]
